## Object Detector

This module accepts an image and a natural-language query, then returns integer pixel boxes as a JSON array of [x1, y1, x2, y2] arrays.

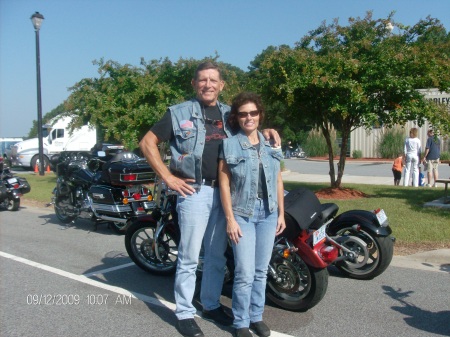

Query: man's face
[[192, 69, 224, 106]]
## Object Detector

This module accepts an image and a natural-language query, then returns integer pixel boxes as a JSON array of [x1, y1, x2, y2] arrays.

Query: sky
[[1, 0, 450, 138]]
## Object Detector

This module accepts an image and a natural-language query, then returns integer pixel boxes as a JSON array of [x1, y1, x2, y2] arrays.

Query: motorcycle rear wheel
[[266, 252, 328, 311], [335, 228, 394, 280], [125, 220, 179, 275]]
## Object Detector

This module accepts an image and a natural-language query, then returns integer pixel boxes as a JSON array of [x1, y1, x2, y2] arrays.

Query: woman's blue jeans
[[232, 198, 277, 328], [174, 185, 227, 320]]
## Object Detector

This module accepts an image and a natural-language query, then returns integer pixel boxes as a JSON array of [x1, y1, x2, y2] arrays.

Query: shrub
[[304, 125, 338, 157], [352, 150, 363, 159], [377, 127, 405, 159], [440, 151, 450, 161]]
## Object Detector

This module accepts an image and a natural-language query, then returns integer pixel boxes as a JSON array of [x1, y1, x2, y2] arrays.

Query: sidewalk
[[281, 170, 450, 268]]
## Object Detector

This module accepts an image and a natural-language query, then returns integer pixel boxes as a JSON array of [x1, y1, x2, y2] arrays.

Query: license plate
[[375, 209, 388, 226], [313, 224, 327, 246], [7, 178, 18, 184]]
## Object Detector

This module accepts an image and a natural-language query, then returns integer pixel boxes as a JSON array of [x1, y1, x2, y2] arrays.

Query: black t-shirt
[[151, 104, 226, 181]]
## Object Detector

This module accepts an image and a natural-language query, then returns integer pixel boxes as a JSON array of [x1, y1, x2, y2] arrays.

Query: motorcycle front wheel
[[266, 252, 328, 311], [54, 192, 76, 223], [334, 228, 394, 280], [3, 198, 20, 211], [125, 220, 179, 275]]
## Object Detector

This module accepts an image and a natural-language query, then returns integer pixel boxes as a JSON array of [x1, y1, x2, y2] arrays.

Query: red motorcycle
[[125, 184, 394, 311]]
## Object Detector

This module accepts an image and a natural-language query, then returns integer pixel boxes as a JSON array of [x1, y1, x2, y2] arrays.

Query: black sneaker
[[234, 328, 253, 337], [250, 321, 271, 337], [202, 305, 233, 326], [177, 318, 204, 337]]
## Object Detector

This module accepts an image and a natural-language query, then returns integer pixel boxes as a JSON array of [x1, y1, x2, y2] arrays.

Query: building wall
[[350, 89, 450, 158]]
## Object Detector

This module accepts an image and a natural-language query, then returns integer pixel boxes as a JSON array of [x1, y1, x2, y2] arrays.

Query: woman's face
[[237, 102, 260, 134]]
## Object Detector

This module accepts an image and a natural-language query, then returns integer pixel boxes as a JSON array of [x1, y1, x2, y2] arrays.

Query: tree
[[64, 56, 246, 150], [251, 11, 450, 188]]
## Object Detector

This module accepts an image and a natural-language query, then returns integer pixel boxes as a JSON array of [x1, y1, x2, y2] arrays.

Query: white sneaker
[[425, 184, 431, 187], [433, 183, 438, 188]]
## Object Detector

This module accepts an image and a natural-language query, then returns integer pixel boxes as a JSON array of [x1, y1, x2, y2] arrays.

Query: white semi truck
[[10, 116, 97, 170]]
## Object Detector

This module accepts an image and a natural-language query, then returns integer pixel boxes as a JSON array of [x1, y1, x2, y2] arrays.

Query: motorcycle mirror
[[97, 151, 106, 157]]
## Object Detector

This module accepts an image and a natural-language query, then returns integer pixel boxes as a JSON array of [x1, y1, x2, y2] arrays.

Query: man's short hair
[[194, 61, 222, 80]]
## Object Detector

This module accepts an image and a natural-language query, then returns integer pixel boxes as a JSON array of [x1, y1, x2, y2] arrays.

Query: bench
[[435, 179, 450, 204]]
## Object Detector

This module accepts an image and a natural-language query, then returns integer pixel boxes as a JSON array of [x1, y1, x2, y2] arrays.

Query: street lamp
[[31, 11, 45, 175]]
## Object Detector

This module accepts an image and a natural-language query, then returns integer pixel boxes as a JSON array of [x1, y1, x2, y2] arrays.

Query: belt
[[202, 179, 219, 188]]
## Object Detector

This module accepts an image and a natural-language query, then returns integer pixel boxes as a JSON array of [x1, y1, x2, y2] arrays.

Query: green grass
[[21, 173, 450, 247]]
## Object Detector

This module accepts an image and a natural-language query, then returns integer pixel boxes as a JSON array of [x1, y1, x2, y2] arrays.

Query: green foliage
[[249, 11, 450, 187], [440, 151, 450, 161], [352, 150, 363, 159], [64, 57, 247, 150], [377, 126, 406, 158]]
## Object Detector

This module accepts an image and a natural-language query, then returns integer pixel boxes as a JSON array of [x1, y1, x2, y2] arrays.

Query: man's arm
[[262, 129, 281, 147], [139, 131, 195, 196]]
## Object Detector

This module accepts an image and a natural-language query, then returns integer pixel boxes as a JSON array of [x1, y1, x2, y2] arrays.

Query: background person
[[218, 92, 286, 337], [139, 62, 280, 337], [422, 129, 441, 187], [392, 153, 404, 186], [403, 127, 421, 187]]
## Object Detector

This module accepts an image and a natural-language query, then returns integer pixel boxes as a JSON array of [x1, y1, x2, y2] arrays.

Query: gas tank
[[67, 161, 94, 187]]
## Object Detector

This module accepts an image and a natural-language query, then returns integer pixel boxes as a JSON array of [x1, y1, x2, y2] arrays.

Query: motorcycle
[[0, 165, 31, 211], [125, 182, 394, 311], [291, 147, 307, 159], [48, 149, 156, 233]]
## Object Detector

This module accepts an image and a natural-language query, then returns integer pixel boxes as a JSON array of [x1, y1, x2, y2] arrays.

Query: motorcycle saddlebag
[[105, 160, 155, 186], [17, 177, 31, 194], [283, 187, 322, 234]]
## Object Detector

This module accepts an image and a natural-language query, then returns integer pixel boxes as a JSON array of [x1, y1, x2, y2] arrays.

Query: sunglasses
[[237, 110, 259, 118]]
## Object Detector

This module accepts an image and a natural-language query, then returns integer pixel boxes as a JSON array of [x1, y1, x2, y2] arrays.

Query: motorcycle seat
[[320, 203, 339, 222]]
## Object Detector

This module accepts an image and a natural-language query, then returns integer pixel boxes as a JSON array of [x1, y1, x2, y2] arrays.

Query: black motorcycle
[[0, 165, 31, 211], [49, 149, 156, 233]]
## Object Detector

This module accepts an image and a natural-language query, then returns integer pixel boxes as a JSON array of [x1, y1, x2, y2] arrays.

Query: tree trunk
[[321, 124, 337, 187]]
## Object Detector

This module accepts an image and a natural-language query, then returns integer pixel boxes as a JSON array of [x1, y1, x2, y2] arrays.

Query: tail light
[[319, 245, 338, 264], [121, 173, 137, 182], [122, 190, 130, 197], [142, 187, 149, 195], [132, 193, 141, 200], [13, 183, 20, 189]]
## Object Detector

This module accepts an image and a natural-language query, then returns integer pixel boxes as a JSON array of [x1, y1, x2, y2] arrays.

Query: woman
[[403, 127, 422, 187], [218, 92, 286, 337]]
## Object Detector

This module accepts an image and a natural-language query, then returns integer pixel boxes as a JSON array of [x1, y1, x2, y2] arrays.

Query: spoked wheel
[[266, 252, 328, 311], [4, 198, 20, 211], [125, 221, 179, 275], [335, 228, 394, 280], [54, 192, 76, 223]]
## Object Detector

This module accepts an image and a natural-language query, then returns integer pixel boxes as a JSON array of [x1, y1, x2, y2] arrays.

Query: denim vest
[[169, 99, 232, 184], [222, 130, 283, 217]]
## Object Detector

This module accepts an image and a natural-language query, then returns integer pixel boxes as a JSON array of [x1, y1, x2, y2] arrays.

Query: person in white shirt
[[403, 127, 422, 187]]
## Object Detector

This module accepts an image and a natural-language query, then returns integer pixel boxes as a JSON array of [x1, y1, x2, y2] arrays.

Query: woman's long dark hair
[[228, 92, 265, 132]]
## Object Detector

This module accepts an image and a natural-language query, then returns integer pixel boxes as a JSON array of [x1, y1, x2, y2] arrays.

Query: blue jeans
[[174, 185, 227, 320], [231, 199, 277, 328]]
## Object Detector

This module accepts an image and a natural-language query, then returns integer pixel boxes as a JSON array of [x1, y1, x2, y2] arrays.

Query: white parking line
[[0, 251, 295, 337]]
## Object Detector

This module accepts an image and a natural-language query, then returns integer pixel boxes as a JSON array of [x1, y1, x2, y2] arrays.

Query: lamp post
[[31, 11, 45, 176]]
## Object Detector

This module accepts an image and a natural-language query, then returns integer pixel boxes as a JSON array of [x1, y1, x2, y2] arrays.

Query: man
[[139, 62, 280, 337], [423, 129, 441, 187]]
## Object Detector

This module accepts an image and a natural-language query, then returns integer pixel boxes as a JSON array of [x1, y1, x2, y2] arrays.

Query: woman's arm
[[275, 170, 286, 236], [218, 159, 243, 244]]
